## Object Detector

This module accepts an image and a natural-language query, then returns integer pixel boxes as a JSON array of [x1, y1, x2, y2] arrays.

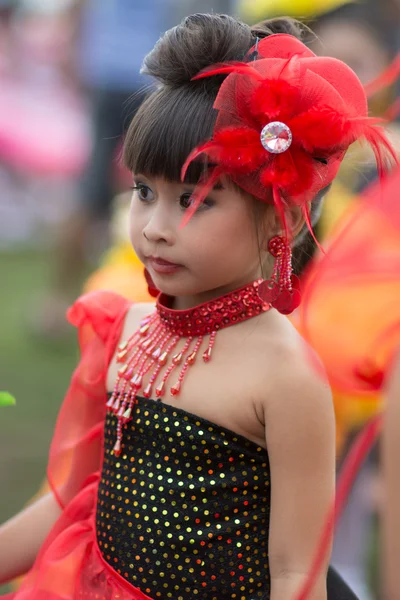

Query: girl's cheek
[[129, 216, 143, 250]]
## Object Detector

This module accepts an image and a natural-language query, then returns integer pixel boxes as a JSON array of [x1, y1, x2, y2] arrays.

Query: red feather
[[251, 79, 300, 122], [181, 128, 264, 181], [272, 184, 289, 243], [180, 167, 224, 228], [213, 128, 264, 171], [302, 203, 324, 254], [192, 62, 263, 82], [261, 152, 298, 189], [260, 148, 314, 195], [364, 54, 400, 97], [361, 124, 399, 181], [181, 141, 221, 182], [290, 107, 351, 152]]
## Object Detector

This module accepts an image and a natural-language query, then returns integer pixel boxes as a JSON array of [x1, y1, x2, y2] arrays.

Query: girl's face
[[129, 175, 266, 306]]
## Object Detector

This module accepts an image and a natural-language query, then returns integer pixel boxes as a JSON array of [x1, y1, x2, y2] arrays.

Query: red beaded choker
[[107, 279, 269, 455]]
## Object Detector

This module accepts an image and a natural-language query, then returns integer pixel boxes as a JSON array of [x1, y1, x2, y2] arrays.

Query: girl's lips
[[147, 257, 182, 275]]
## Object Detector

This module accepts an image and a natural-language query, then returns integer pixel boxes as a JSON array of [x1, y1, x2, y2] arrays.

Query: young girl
[[0, 13, 395, 600]]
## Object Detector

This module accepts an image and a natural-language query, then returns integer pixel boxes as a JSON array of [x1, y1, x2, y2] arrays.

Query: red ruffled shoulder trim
[[48, 291, 131, 509], [68, 289, 131, 346]]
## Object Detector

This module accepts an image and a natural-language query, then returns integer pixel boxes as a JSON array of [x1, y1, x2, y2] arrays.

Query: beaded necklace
[[107, 279, 270, 455]]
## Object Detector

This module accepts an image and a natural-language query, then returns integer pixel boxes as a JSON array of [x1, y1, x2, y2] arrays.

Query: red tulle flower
[[181, 34, 397, 238]]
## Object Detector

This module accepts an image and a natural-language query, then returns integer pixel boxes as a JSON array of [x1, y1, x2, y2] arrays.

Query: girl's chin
[[150, 275, 188, 297], [151, 278, 206, 300]]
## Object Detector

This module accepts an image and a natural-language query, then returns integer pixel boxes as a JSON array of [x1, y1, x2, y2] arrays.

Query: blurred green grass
[[0, 250, 77, 522]]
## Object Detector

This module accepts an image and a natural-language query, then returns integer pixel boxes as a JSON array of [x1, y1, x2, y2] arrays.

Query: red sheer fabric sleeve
[[47, 290, 131, 509], [3, 291, 158, 600]]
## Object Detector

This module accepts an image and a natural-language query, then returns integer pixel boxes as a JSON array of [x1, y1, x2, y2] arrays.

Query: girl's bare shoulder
[[251, 310, 332, 418]]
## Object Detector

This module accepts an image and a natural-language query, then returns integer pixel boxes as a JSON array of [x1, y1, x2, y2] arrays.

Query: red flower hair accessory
[[181, 34, 397, 239]]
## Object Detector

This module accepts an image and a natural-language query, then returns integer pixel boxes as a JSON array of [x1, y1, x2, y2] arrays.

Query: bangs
[[123, 86, 217, 184]]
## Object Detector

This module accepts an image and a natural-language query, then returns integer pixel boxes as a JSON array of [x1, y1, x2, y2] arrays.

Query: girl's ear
[[258, 204, 305, 250], [258, 205, 281, 251], [288, 204, 307, 239]]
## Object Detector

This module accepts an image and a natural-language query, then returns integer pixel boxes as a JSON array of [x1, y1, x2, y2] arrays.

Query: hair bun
[[143, 14, 254, 87], [143, 14, 305, 88]]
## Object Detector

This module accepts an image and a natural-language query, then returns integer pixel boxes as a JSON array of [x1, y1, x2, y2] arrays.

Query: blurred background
[[0, 0, 399, 597]]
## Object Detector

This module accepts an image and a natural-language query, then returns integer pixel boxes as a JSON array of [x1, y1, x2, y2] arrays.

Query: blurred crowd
[[0, 1, 399, 598], [0, 0, 236, 332]]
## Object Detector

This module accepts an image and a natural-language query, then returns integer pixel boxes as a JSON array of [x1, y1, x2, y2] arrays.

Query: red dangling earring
[[258, 235, 301, 314], [144, 268, 160, 298]]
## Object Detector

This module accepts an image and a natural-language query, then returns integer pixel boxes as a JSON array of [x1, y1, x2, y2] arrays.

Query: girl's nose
[[142, 206, 175, 246]]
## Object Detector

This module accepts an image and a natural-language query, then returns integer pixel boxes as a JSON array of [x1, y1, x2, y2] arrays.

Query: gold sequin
[[97, 398, 270, 599]]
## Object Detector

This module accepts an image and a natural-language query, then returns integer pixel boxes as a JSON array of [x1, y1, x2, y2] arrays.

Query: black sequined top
[[96, 397, 271, 600]]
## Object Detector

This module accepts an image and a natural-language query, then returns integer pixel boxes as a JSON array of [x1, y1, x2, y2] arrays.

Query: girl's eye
[[132, 183, 154, 202], [179, 193, 194, 210], [179, 193, 213, 211]]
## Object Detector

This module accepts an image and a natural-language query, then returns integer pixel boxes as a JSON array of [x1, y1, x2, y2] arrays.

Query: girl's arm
[[0, 491, 62, 585], [382, 349, 400, 600], [264, 347, 336, 600]]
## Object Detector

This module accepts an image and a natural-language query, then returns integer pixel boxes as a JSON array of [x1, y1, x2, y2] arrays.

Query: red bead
[[118, 364, 128, 377], [113, 440, 122, 456], [173, 352, 183, 365], [131, 374, 142, 387], [170, 381, 181, 396], [117, 349, 127, 362], [268, 235, 285, 257], [155, 381, 166, 397], [143, 383, 152, 398], [122, 407, 132, 423], [187, 351, 197, 365], [203, 348, 212, 362], [106, 396, 115, 410], [158, 352, 168, 365]]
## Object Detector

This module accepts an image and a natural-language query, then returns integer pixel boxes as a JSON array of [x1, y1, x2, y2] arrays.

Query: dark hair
[[124, 13, 305, 183]]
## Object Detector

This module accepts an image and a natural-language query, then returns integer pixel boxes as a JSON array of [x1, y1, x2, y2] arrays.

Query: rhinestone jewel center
[[260, 121, 292, 154]]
